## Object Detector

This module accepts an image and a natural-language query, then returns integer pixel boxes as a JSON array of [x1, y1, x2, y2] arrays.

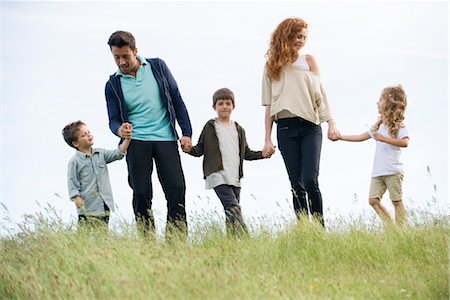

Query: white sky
[[1, 1, 448, 235]]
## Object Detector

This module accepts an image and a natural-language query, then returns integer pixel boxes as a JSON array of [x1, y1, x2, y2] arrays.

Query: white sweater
[[261, 64, 332, 125]]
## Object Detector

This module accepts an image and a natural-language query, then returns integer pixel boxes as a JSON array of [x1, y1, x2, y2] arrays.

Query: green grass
[[1, 214, 448, 299]]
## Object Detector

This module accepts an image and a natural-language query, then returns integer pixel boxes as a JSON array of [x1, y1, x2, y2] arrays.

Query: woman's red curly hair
[[265, 18, 308, 81]]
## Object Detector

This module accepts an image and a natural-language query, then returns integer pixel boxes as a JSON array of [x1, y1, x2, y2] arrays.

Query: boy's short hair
[[62, 120, 85, 148], [107, 31, 136, 51], [212, 88, 235, 107]]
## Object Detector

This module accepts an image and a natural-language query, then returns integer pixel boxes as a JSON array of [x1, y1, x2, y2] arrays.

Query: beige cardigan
[[262, 64, 332, 125]]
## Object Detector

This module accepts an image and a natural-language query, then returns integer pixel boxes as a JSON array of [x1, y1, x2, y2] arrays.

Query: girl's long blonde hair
[[372, 85, 407, 137], [265, 18, 308, 81]]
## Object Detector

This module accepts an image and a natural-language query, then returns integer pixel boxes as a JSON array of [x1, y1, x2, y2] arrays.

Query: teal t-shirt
[[117, 56, 175, 141]]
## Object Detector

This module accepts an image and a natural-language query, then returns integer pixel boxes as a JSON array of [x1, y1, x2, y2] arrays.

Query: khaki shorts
[[369, 172, 404, 201]]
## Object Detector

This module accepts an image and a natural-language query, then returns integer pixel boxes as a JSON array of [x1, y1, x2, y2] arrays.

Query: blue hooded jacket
[[105, 58, 192, 139]]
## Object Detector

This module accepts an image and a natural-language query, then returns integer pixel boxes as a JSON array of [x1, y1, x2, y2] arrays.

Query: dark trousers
[[126, 140, 187, 236], [276, 117, 324, 225], [213, 184, 248, 236]]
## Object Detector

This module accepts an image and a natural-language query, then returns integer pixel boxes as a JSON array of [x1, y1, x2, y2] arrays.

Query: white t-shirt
[[369, 123, 409, 177], [205, 120, 241, 189]]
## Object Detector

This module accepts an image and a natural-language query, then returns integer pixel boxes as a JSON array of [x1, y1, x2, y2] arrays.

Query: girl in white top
[[339, 85, 409, 226], [262, 18, 340, 226]]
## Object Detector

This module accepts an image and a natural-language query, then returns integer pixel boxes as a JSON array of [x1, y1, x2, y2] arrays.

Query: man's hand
[[118, 122, 132, 139], [180, 136, 192, 152]]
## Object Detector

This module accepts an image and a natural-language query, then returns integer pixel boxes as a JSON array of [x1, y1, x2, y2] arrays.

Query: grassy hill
[[1, 213, 448, 299]]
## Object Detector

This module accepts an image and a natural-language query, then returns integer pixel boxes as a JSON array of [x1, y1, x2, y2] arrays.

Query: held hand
[[118, 122, 133, 139], [262, 146, 276, 158], [181, 141, 193, 153], [182, 144, 192, 153], [263, 142, 276, 158], [180, 136, 192, 152], [327, 122, 340, 141]]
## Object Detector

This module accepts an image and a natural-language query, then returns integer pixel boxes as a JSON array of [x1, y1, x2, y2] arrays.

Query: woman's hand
[[327, 120, 340, 141], [263, 141, 276, 157]]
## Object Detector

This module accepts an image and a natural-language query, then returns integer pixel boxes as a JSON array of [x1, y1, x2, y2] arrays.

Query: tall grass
[[1, 210, 448, 299]]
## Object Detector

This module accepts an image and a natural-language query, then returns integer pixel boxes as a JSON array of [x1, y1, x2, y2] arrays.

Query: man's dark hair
[[107, 31, 136, 51], [212, 87, 235, 107], [62, 120, 85, 148]]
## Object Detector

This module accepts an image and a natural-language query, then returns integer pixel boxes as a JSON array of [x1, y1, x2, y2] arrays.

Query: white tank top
[[293, 54, 310, 70]]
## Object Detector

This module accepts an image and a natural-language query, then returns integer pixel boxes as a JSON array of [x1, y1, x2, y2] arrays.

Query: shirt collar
[[115, 55, 146, 76], [75, 148, 99, 159]]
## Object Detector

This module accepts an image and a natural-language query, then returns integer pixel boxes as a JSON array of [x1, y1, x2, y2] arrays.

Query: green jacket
[[189, 119, 263, 179]]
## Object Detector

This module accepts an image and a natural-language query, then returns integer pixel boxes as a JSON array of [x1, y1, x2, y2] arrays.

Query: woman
[[262, 18, 339, 226]]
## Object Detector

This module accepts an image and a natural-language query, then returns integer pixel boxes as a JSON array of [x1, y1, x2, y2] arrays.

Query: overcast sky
[[1, 1, 448, 236]]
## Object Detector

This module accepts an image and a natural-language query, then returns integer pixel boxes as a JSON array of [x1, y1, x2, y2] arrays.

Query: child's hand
[[73, 196, 85, 208], [118, 122, 133, 139], [180, 137, 192, 153], [262, 145, 276, 158], [327, 120, 340, 141], [182, 144, 192, 153], [373, 131, 386, 142], [180, 136, 192, 152], [332, 132, 341, 141], [263, 142, 276, 157]]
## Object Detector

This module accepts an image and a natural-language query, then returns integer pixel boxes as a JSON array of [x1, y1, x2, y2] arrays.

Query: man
[[105, 31, 192, 238]]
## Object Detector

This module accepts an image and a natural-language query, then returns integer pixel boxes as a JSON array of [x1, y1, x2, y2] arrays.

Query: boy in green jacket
[[183, 88, 272, 235]]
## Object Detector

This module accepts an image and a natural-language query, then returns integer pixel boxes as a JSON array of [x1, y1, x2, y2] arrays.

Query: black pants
[[276, 117, 324, 225], [126, 140, 187, 236], [214, 184, 248, 236]]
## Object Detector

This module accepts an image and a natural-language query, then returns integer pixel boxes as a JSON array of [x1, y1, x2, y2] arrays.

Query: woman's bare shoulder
[[305, 54, 319, 72]]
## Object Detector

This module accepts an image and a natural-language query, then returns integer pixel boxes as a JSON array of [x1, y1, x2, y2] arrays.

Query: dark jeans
[[276, 117, 324, 225], [213, 184, 248, 236], [126, 140, 187, 237]]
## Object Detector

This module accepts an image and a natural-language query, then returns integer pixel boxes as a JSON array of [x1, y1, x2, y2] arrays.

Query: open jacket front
[[189, 119, 263, 179], [104, 57, 192, 139]]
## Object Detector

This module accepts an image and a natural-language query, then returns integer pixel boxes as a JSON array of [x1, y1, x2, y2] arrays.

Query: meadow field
[[1, 210, 448, 300]]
